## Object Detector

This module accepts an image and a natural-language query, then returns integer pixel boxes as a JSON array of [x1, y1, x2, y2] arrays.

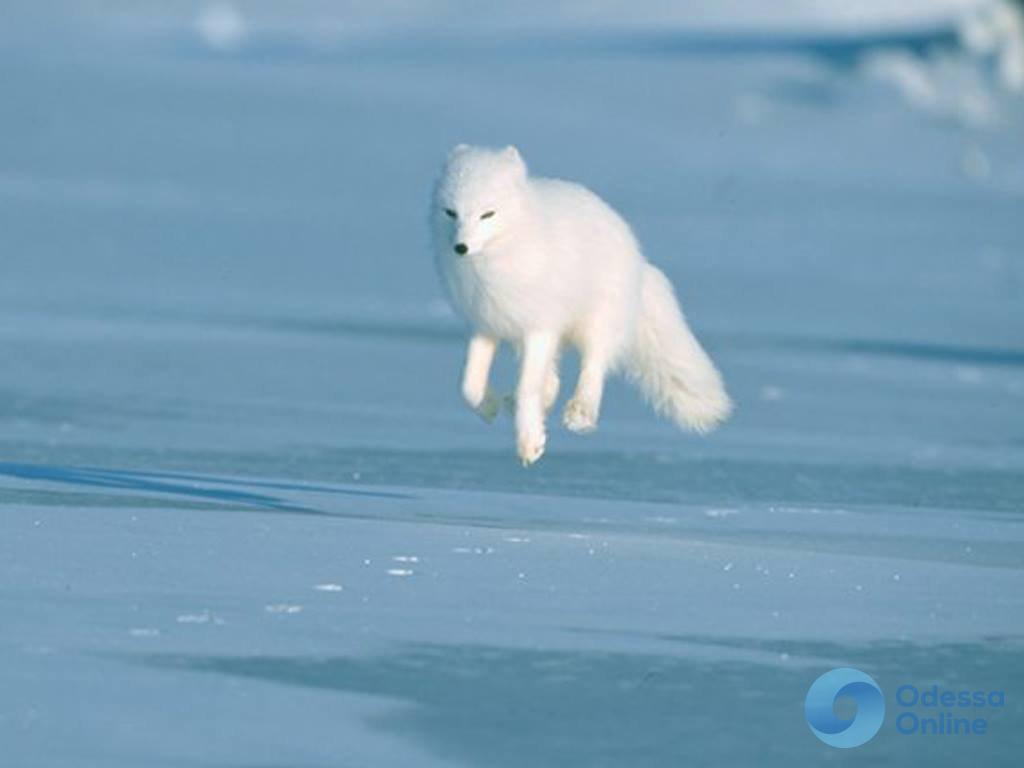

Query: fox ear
[[502, 145, 526, 174]]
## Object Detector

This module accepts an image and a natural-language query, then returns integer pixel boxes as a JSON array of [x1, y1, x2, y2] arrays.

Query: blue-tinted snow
[[1, 2, 1023, 766]]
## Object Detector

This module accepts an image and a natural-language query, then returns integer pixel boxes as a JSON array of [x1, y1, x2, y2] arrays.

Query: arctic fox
[[431, 144, 731, 465]]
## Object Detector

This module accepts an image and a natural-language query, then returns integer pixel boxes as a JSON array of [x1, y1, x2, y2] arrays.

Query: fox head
[[433, 144, 527, 258]]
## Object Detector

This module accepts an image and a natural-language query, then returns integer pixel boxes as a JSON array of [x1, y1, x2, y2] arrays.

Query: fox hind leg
[[563, 341, 612, 434]]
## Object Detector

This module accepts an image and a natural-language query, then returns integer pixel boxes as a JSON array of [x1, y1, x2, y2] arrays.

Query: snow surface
[[1, 2, 1023, 766]]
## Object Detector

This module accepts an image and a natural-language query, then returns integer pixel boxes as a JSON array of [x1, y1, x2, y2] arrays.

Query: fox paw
[[464, 386, 502, 423], [474, 390, 503, 423], [517, 426, 547, 466], [562, 398, 598, 434]]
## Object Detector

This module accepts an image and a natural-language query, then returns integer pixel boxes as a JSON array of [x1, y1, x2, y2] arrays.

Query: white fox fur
[[431, 144, 731, 465]]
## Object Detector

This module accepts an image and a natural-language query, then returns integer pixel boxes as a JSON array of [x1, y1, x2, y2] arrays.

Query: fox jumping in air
[[431, 144, 731, 465]]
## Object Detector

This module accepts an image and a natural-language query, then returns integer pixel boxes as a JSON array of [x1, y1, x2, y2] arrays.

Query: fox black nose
[[454, 243, 468, 255]]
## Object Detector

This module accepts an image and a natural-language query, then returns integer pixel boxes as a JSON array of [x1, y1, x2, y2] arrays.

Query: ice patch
[[313, 583, 344, 592], [645, 515, 679, 525], [264, 604, 303, 614], [176, 611, 223, 625], [704, 508, 740, 519], [860, 46, 1002, 126], [769, 506, 849, 516], [386, 568, 414, 577], [452, 546, 495, 555], [960, 0, 1024, 90]]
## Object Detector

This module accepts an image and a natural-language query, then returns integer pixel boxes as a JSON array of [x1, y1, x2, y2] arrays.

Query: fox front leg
[[461, 334, 502, 422], [515, 331, 558, 466]]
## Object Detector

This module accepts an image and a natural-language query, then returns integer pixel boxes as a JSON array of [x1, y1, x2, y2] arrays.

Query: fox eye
[[444, 208, 457, 219], [480, 210, 496, 220]]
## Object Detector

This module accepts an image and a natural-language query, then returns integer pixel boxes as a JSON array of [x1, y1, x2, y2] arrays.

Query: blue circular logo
[[805, 667, 885, 748]]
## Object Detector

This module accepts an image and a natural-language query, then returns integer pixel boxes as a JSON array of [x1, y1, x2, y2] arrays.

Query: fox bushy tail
[[626, 264, 732, 433]]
